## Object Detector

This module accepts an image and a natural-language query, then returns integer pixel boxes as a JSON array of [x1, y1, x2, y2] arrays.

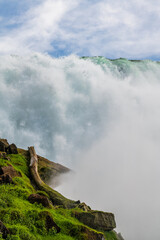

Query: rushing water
[[1, 54, 160, 239]]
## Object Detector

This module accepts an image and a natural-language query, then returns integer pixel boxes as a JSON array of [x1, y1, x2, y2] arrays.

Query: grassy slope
[[0, 152, 118, 240]]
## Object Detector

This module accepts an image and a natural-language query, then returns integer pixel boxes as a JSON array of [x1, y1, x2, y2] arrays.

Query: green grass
[[105, 231, 119, 240], [0, 153, 118, 240]]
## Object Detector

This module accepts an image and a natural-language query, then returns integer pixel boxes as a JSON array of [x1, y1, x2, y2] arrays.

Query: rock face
[[7, 143, 18, 154], [0, 139, 9, 152], [0, 165, 22, 184], [0, 220, 10, 239], [0, 139, 18, 154], [78, 202, 91, 212], [28, 194, 51, 208], [37, 154, 70, 186], [73, 210, 116, 231], [0, 165, 22, 178]]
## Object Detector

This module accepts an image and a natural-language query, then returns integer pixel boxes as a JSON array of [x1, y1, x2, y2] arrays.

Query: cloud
[[0, 0, 160, 58], [0, 0, 78, 54]]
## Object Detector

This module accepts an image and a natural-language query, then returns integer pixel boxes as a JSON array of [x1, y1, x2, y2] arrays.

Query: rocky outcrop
[[28, 146, 77, 209], [0, 165, 22, 178], [7, 144, 18, 154], [0, 139, 9, 152], [0, 220, 10, 239], [78, 202, 91, 212], [28, 194, 51, 208], [0, 139, 18, 154], [0, 165, 22, 184], [73, 210, 116, 231]]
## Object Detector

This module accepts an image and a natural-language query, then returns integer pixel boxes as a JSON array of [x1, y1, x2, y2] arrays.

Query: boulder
[[7, 144, 18, 154], [0, 139, 9, 152], [78, 202, 91, 212], [0, 165, 22, 178], [28, 194, 51, 208], [73, 210, 116, 231], [0, 220, 10, 239], [0, 173, 13, 184]]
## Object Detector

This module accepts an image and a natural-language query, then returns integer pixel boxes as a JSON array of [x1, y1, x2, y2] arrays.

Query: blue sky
[[0, 0, 160, 59]]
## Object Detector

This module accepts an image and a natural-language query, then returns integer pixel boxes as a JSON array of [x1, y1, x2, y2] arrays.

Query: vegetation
[[0, 152, 118, 240]]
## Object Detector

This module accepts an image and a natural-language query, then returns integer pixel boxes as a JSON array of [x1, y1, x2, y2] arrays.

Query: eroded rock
[[73, 210, 116, 231], [0, 165, 22, 178], [78, 202, 91, 212], [0, 139, 9, 152], [28, 194, 51, 208], [7, 144, 18, 154]]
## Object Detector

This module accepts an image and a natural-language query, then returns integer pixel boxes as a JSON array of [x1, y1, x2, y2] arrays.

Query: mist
[[0, 54, 160, 239]]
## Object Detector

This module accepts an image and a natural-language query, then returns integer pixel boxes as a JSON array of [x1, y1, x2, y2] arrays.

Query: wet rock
[[78, 202, 91, 212], [0, 173, 13, 184], [28, 194, 51, 208], [0, 139, 9, 152], [73, 210, 116, 231], [0, 165, 22, 178], [7, 144, 18, 154], [0, 220, 10, 239]]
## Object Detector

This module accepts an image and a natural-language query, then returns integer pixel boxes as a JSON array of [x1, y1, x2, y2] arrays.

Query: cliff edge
[[0, 138, 123, 240]]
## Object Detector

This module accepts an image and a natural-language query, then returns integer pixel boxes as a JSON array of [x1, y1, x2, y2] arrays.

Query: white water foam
[[1, 54, 160, 239]]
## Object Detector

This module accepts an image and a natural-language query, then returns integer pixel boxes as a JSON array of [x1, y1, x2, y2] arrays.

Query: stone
[[0, 165, 22, 178], [7, 144, 18, 154], [0, 173, 13, 184], [73, 210, 116, 231], [0, 139, 9, 152], [0, 220, 10, 239], [28, 194, 51, 208], [78, 202, 91, 212]]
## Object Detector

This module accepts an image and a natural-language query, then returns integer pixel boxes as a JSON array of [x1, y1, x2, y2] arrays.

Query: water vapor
[[0, 54, 160, 239]]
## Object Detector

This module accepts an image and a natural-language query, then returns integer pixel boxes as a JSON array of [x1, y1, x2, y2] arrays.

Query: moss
[[0, 152, 114, 240], [105, 231, 119, 240]]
